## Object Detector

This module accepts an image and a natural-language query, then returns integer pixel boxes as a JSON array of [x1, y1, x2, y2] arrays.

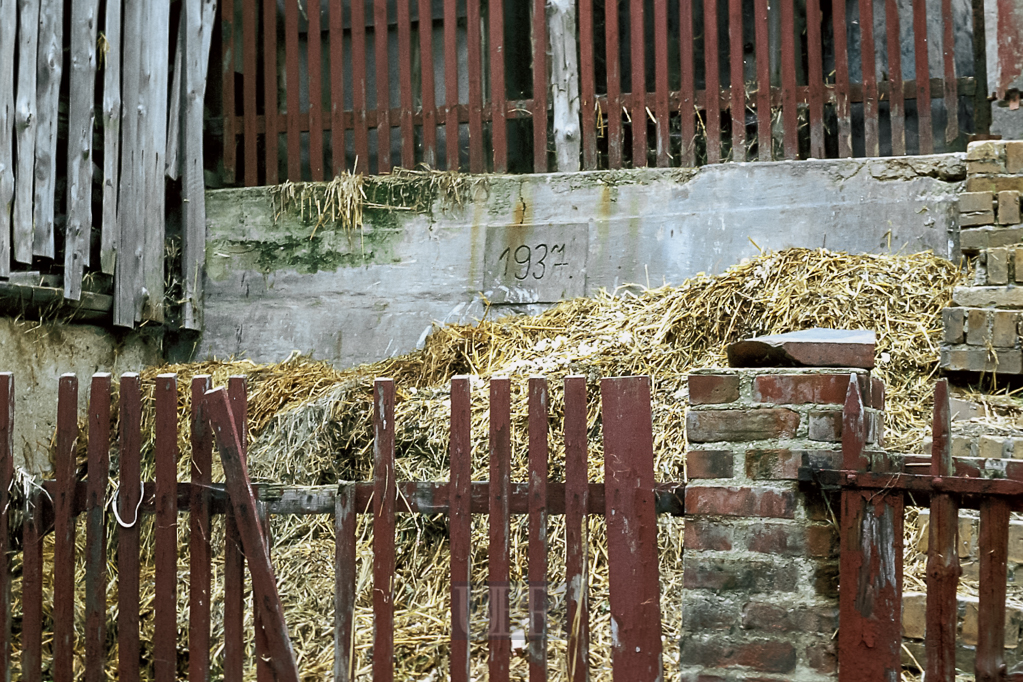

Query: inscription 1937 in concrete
[[482, 224, 588, 304]]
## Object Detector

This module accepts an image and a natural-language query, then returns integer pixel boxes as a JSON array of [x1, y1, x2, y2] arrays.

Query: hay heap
[[29, 248, 961, 680]]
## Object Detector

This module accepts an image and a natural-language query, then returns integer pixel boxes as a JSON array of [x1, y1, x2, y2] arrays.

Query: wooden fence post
[[548, 0, 580, 172]]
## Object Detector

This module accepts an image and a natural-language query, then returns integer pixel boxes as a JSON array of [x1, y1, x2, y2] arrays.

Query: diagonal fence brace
[[204, 387, 300, 682]]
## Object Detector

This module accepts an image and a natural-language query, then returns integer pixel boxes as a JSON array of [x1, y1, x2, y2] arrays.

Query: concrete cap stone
[[726, 328, 876, 369]]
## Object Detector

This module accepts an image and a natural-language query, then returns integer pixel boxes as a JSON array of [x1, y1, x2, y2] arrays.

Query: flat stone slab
[[726, 328, 876, 369], [952, 286, 1023, 309]]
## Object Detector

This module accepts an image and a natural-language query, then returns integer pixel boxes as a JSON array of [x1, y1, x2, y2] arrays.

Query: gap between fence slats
[[450, 376, 472, 682], [118, 374, 142, 682], [528, 378, 549, 682]]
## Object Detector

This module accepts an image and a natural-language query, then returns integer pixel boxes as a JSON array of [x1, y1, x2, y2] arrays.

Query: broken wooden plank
[[32, 0, 62, 259], [167, 0, 214, 181], [64, 0, 101, 299], [205, 386, 300, 682], [13, 0, 39, 264], [142, 0, 170, 323], [0, 0, 14, 278], [99, 0, 122, 275]]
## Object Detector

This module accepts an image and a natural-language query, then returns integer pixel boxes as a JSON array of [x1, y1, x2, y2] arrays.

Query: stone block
[[686, 450, 735, 479], [961, 228, 989, 251], [1010, 437, 1023, 459], [979, 434, 1007, 459], [989, 247, 1011, 284], [689, 374, 740, 405], [1000, 191, 1022, 225], [993, 310, 1019, 347], [953, 286, 1023, 309], [687, 409, 800, 442], [969, 160, 1007, 174], [967, 140, 1004, 162], [685, 486, 796, 519], [902, 591, 927, 640], [990, 225, 1023, 247], [1007, 140, 1023, 174], [961, 191, 996, 213], [727, 329, 875, 369], [967, 308, 989, 345], [949, 396, 982, 420], [943, 308, 965, 344], [967, 176, 1023, 194], [961, 210, 996, 227], [951, 435, 974, 459]]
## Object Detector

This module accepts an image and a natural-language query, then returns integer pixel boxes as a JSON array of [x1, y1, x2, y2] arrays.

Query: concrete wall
[[0, 321, 162, 473], [201, 154, 966, 368]]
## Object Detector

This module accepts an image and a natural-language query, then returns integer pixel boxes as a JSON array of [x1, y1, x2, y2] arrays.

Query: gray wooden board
[[481, 224, 588, 303], [141, 0, 170, 323], [13, 0, 39, 264], [0, 0, 16, 277], [100, 0, 122, 275], [166, 0, 215, 181], [64, 0, 100, 299], [32, 0, 62, 258], [115, 0, 144, 326]]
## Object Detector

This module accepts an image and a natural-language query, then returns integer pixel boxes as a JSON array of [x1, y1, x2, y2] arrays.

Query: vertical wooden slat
[[53, 375, 77, 681], [63, 0, 99, 296], [352, 0, 370, 173], [941, 0, 958, 144], [601, 376, 663, 679], [976, 497, 1010, 682], [142, 0, 170, 325], [581, 0, 597, 169], [925, 379, 959, 682], [221, 0, 237, 181], [0, 374, 11, 682], [832, 0, 852, 157], [166, 23, 184, 180], [449, 376, 472, 682], [549, 0, 580, 171], [654, 0, 669, 166], [32, 0, 62, 258], [85, 374, 111, 682], [0, 0, 13, 277], [118, 373, 142, 682], [912, 0, 933, 153], [489, 0, 507, 171], [263, 0, 280, 184], [533, 0, 549, 172], [334, 484, 356, 682], [527, 378, 548, 682], [489, 377, 512, 682], [189, 376, 213, 682], [398, 0, 415, 168], [780, 0, 799, 159], [837, 376, 902, 681], [727, 0, 744, 160], [374, 0, 392, 172], [443, 0, 458, 170], [242, 0, 258, 185], [155, 375, 178, 682], [754, 0, 771, 160], [373, 378, 396, 682], [629, 0, 646, 166], [308, 0, 325, 180], [605, 0, 622, 168], [678, 0, 696, 166], [418, 0, 438, 168], [859, 0, 879, 156], [223, 377, 247, 682], [13, 0, 39, 264], [330, 0, 346, 174], [703, 0, 721, 163], [99, 0, 121, 274], [884, 0, 906, 155], [805, 0, 824, 157], [466, 0, 484, 172], [21, 490, 42, 682], [564, 376, 589, 682], [204, 388, 300, 682], [285, 0, 302, 179]]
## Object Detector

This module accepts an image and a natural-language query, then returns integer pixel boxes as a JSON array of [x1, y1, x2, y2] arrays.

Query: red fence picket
[[0, 374, 10, 681]]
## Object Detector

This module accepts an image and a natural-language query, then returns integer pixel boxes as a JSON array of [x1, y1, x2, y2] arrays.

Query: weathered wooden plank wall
[[0, 0, 14, 279]]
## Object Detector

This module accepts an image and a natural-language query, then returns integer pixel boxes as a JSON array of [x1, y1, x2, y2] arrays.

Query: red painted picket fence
[[0, 371, 684, 680]]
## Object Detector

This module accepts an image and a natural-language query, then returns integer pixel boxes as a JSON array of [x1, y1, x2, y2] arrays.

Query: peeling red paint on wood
[[449, 376, 472, 682], [155, 375, 179, 682], [564, 376, 590, 682], [334, 483, 357, 682], [528, 377, 549, 682], [489, 377, 512, 682], [977, 497, 1010, 682]]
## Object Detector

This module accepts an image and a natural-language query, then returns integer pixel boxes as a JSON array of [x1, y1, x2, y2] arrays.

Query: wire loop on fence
[[109, 487, 144, 528]]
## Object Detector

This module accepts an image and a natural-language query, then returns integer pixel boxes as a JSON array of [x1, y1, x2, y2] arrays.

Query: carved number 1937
[[497, 243, 569, 281]]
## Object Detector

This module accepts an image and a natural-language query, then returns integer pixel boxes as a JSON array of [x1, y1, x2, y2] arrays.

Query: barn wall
[[200, 153, 966, 368]]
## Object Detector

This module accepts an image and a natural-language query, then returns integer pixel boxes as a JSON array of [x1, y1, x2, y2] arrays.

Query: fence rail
[[216, 0, 987, 184]]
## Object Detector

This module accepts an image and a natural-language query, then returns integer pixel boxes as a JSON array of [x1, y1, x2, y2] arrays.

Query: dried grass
[[11, 247, 963, 680]]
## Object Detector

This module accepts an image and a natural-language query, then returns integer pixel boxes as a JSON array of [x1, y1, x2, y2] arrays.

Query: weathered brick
[[966, 308, 989, 345], [990, 225, 1023, 247], [686, 450, 735, 479], [960, 191, 995, 213], [804, 641, 838, 674], [679, 637, 797, 674], [1017, 248, 1023, 283], [683, 557, 799, 592], [941, 346, 1023, 374], [685, 486, 796, 519], [684, 519, 734, 551], [960, 227, 989, 251], [740, 602, 838, 634], [746, 522, 837, 557], [745, 449, 801, 480], [966, 140, 1003, 162], [689, 374, 740, 405], [1007, 140, 1023, 174], [967, 175, 1023, 193], [989, 247, 1011, 284], [1000, 190, 1022, 225], [979, 434, 1007, 460], [992, 310, 1019, 347], [902, 591, 927, 639], [686, 409, 800, 443], [961, 209, 996, 227], [954, 285, 1023, 308], [969, 160, 1007, 174], [870, 376, 885, 409], [683, 594, 740, 630], [752, 373, 868, 406], [808, 411, 841, 442], [943, 308, 965, 344]]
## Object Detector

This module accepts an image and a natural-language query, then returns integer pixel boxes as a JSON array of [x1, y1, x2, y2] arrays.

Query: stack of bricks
[[942, 140, 1023, 374], [681, 367, 884, 682]]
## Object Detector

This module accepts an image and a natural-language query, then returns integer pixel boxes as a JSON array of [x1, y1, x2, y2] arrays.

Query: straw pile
[[13, 247, 964, 680]]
